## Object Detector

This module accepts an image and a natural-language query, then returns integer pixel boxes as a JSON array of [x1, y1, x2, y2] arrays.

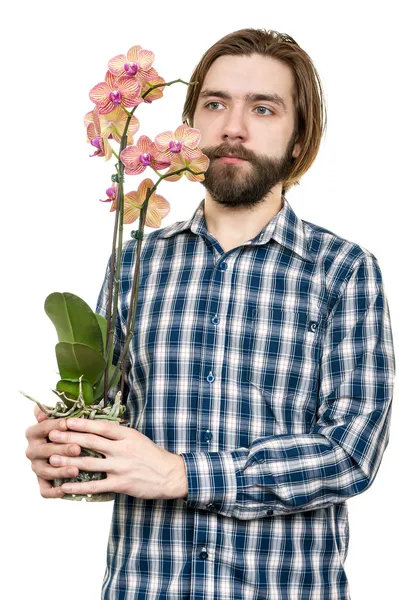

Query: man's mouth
[[217, 156, 247, 163]]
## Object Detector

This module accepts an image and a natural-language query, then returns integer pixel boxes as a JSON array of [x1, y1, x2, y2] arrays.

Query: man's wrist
[[164, 452, 188, 499]]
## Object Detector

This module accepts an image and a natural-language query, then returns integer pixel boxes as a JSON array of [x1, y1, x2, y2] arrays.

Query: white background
[[2, 1, 397, 598]]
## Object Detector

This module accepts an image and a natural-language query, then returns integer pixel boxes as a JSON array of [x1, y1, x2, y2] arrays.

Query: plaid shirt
[[96, 196, 395, 600]]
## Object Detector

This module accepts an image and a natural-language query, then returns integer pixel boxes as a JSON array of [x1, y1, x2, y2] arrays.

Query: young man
[[26, 29, 395, 599]]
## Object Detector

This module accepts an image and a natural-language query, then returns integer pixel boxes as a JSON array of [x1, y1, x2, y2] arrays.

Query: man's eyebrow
[[198, 89, 287, 112]]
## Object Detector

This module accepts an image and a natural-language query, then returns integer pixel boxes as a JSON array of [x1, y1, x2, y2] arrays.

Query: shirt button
[[202, 429, 213, 442], [219, 261, 228, 270], [207, 503, 214, 510], [206, 371, 215, 383], [199, 548, 208, 559], [308, 321, 318, 332], [211, 315, 220, 325], [267, 509, 274, 516]]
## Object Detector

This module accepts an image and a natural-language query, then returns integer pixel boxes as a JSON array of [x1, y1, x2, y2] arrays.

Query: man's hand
[[46, 418, 189, 499], [25, 405, 82, 499]]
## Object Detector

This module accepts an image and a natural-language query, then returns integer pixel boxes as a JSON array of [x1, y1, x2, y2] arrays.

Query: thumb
[[34, 404, 49, 423]]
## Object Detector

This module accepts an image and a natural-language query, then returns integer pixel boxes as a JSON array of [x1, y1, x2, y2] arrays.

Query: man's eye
[[204, 102, 273, 115], [256, 106, 274, 115], [205, 102, 223, 110]]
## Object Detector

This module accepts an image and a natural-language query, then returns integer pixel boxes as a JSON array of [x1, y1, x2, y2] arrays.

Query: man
[[25, 29, 395, 599]]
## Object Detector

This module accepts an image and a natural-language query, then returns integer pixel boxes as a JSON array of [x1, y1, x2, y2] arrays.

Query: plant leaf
[[55, 342, 105, 384], [45, 292, 103, 353], [56, 379, 94, 406], [94, 313, 108, 357]]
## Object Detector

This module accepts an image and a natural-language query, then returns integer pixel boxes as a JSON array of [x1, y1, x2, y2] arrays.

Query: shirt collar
[[158, 195, 315, 263]]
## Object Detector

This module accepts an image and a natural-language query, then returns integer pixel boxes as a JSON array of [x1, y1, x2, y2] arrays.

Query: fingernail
[[51, 456, 61, 465]]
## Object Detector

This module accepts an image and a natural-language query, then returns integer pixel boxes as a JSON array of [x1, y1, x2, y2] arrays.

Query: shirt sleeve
[[180, 253, 396, 519]]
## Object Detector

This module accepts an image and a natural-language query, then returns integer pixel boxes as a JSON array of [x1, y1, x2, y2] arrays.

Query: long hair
[[182, 28, 327, 193]]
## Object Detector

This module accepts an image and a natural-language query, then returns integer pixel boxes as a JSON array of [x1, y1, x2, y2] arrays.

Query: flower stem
[[103, 114, 132, 407]]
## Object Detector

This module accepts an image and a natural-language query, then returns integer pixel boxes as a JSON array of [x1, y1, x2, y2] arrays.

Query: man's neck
[[203, 191, 284, 250]]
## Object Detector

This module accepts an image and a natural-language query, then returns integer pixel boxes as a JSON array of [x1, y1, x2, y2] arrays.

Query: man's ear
[[292, 140, 301, 159]]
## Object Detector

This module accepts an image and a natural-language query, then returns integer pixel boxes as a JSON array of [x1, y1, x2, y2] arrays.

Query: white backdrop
[[2, 1, 397, 598]]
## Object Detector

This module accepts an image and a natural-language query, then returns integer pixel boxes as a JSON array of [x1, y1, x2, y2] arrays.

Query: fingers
[[48, 429, 111, 455], [25, 417, 69, 442], [26, 441, 82, 461], [37, 475, 67, 499], [49, 454, 109, 473], [33, 459, 79, 482]]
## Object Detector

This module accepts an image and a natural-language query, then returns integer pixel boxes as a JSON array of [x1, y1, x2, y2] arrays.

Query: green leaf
[[45, 292, 103, 354], [94, 313, 108, 357], [56, 379, 94, 407], [92, 363, 121, 402], [55, 342, 105, 384]]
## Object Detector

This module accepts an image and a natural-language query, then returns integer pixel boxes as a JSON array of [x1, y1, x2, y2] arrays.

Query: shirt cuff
[[179, 449, 248, 517]]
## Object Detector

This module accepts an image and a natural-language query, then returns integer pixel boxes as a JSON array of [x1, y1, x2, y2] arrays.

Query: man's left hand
[[47, 418, 188, 499]]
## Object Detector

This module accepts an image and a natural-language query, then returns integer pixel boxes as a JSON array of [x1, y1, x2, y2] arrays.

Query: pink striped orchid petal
[[108, 54, 128, 77], [181, 145, 203, 160], [162, 155, 185, 181], [89, 82, 111, 108], [137, 135, 153, 154], [154, 131, 174, 151], [117, 76, 143, 107], [123, 191, 141, 224], [120, 145, 141, 170], [126, 45, 141, 63], [141, 76, 166, 103], [153, 157, 172, 170], [185, 153, 210, 181], [175, 124, 201, 147], [137, 49, 155, 71], [125, 162, 146, 176], [136, 66, 159, 83], [126, 178, 170, 228], [105, 71, 118, 88]]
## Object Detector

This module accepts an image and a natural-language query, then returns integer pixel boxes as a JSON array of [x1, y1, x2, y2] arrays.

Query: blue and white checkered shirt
[[96, 195, 395, 600]]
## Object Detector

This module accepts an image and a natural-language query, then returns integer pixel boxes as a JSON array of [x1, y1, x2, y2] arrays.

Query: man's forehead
[[200, 55, 294, 106]]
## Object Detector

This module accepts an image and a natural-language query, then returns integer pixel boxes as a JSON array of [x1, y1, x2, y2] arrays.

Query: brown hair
[[182, 28, 327, 193]]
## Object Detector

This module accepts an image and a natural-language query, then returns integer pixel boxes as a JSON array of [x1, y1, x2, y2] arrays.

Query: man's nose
[[221, 107, 248, 141]]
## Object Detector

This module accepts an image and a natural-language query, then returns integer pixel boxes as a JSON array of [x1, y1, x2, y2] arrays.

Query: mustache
[[201, 145, 255, 162]]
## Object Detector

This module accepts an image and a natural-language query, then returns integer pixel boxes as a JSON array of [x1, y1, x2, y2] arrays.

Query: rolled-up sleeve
[[180, 253, 396, 519]]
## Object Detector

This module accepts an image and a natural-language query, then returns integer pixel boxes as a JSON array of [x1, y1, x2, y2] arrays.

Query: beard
[[199, 130, 297, 210]]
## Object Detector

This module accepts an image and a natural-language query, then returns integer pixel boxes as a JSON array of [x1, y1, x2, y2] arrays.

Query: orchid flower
[[84, 106, 139, 146], [108, 45, 157, 83], [120, 135, 171, 175], [163, 151, 210, 182], [108, 179, 170, 227], [140, 75, 167, 103], [155, 124, 202, 161], [85, 108, 113, 160], [100, 183, 119, 204], [89, 71, 143, 115]]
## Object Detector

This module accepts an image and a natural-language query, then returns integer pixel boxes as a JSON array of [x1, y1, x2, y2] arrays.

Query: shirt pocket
[[246, 306, 326, 413]]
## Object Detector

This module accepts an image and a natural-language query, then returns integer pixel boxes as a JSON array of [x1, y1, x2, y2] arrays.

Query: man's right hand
[[25, 405, 82, 499]]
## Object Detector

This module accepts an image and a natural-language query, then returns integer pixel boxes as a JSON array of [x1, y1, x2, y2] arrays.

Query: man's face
[[192, 54, 301, 210]]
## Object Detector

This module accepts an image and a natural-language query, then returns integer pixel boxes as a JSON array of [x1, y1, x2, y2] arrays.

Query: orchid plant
[[20, 44, 209, 428]]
